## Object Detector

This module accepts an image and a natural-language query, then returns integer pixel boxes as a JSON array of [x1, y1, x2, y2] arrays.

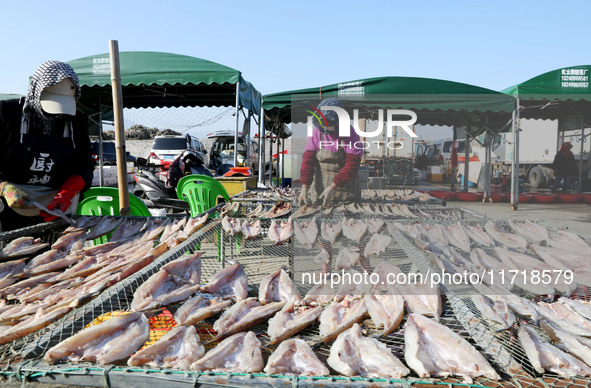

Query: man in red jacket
[[298, 98, 362, 207]]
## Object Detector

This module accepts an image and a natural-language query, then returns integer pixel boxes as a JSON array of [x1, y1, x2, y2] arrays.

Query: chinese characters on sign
[[561, 68, 589, 88]]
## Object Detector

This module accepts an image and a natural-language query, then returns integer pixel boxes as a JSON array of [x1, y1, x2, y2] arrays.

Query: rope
[[102, 365, 114, 388]]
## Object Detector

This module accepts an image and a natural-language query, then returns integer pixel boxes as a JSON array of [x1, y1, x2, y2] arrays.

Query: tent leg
[[233, 82, 240, 167], [579, 125, 585, 193], [450, 126, 456, 191], [463, 134, 470, 191], [258, 105, 264, 186], [510, 99, 520, 210]]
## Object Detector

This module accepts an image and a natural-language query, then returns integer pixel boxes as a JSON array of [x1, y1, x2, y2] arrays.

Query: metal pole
[[463, 134, 470, 191], [511, 98, 520, 210], [269, 131, 273, 187], [281, 137, 285, 187], [98, 110, 104, 187], [485, 132, 492, 201], [258, 105, 264, 185], [109, 40, 130, 216], [579, 125, 585, 193], [450, 126, 456, 191], [276, 137, 280, 187], [233, 82, 240, 167]]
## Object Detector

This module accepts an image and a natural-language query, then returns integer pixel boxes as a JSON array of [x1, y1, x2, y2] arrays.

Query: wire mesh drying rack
[[0, 206, 589, 387]]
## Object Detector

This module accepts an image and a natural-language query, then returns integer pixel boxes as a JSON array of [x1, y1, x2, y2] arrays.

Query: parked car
[[91, 141, 137, 165], [207, 130, 259, 174], [148, 134, 207, 170]]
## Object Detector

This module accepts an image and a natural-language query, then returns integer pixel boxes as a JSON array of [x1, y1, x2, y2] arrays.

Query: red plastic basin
[[557, 193, 583, 203], [426, 190, 456, 201], [506, 193, 532, 203], [488, 192, 506, 202], [531, 193, 558, 204], [456, 192, 483, 202]]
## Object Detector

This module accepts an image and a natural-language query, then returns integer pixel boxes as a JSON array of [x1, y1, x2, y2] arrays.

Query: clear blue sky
[[2, 0, 590, 141], [2, 0, 590, 96]]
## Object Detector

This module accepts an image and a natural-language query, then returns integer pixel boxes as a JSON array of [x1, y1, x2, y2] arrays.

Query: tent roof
[[502, 65, 591, 101], [68, 51, 261, 114], [0, 93, 23, 101], [263, 76, 514, 132], [501, 65, 591, 123]]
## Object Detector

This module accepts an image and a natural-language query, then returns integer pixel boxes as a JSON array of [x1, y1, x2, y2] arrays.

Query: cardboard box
[[427, 173, 443, 183], [427, 166, 441, 174]]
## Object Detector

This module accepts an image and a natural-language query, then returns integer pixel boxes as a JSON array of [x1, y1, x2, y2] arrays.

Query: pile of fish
[[395, 218, 591, 378], [362, 189, 436, 202], [221, 201, 291, 219], [293, 202, 463, 220], [397, 219, 591, 296], [294, 217, 392, 273], [0, 214, 210, 345], [41, 251, 510, 384], [233, 187, 294, 202]]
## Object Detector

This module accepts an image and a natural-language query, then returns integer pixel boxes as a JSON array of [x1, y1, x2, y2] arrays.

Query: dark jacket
[[552, 151, 577, 177], [0, 98, 94, 191]]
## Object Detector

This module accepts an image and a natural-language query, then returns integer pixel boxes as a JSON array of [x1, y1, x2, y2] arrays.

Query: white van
[[422, 138, 479, 173], [206, 130, 259, 173]]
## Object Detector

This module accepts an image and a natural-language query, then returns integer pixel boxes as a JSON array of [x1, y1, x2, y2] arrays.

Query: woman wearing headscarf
[[0, 61, 94, 231], [551, 141, 577, 193], [298, 98, 363, 207]]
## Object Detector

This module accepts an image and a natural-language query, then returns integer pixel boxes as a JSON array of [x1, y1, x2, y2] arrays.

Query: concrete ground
[[415, 180, 591, 236]]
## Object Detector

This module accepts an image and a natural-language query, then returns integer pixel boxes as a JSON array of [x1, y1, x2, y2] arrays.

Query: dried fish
[[259, 269, 300, 305], [267, 298, 323, 344], [265, 339, 329, 376], [241, 219, 261, 239], [405, 313, 500, 383], [173, 295, 232, 326], [328, 323, 409, 378], [518, 324, 591, 377], [293, 217, 318, 249], [127, 325, 204, 369], [268, 218, 292, 245], [200, 262, 248, 302], [130, 253, 201, 312], [44, 312, 149, 365], [190, 331, 263, 372], [0, 237, 48, 258]]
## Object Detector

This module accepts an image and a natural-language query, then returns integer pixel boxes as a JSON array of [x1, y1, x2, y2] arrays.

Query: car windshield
[[153, 138, 186, 150], [92, 142, 116, 154], [213, 138, 246, 154]]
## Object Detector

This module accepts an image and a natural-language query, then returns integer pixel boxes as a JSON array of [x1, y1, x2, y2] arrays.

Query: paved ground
[[415, 181, 591, 236]]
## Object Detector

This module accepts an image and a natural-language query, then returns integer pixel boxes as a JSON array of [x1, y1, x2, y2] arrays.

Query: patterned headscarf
[[315, 98, 344, 133], [23, 61, 80, 120]]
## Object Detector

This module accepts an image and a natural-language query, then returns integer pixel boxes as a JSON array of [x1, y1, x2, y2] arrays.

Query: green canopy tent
[[0, 93, 23, 101], [262, 76, 515, 197], [67, 51, 262, 184], [502, 65, 591, 204]]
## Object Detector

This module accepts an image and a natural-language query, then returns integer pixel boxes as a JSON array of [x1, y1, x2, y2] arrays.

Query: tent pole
[[450, 126, 456, 191], [281, 137, 285, 187], [233, 82, 241, 167], [463, 134, 470, 191], [511, 98, 520, 210], [276, 136, 280, 187], [579, 125, 585, 193], [98, 108, 104, 187], [269, 131, 273, 187], [258, 105, 264, 185], [109, 40, 130, 216], [485, 131, 492, 201]]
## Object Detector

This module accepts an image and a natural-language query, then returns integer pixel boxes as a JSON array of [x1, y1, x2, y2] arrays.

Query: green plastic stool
[[176, 175, 229, 217], [76, 187, 151, 244]]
